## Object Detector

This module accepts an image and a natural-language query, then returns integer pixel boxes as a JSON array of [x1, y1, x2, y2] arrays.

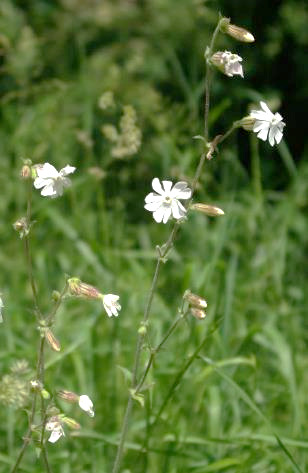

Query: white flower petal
[[171, 183, 192, 200], [48, 430, 63, 443], [274, 128, 283, 144], [79, 395, 95, 417], [260, 101, 273, 116], [171, 200, 186, 219], [145, 193, 163, 204], [253, 121, 269, 133], [38, 163, 59, 179], [162, 207, 172, 223], [257, 128, 269, 141], [153, 206, 166, 223], [102, 294, 121, 317], [144, 201, 163, 212], [152, 178, 164, 195], [60, 165, 76, 177], [34, 177, 51, 189], [41, 184, 57, 196], [161, 180, 173, 193]]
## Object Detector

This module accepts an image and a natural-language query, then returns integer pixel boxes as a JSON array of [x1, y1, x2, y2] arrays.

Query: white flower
[[102, 294, 121, 317], [46, 417, 65, 443], [211, 51, 244, 78], [34, 163, 76, 198], [144, 178, 192, 224], [0, 297, 3, 323], [79, 395, 94, 417], [250, 101, 285, 146]]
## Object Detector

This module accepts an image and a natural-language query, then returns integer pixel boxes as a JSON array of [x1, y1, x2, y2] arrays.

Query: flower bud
[[138, 324, 147, 335], [68, 278, 102, 299], [45, 328, 61, 352], [52, 290, 61, 302], [184, 290, 207, 309], [220, 18, 255, 43], [191, 203, 224, 217], [191, 308, 207, 320], [41, 389, 51, 400], [62, 416, 80, 430], [20, 164, 32, 180], [57, 390, 79, 403]]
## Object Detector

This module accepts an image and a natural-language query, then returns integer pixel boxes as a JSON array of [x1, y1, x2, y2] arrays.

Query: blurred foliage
[[0, 0, 307, 472]]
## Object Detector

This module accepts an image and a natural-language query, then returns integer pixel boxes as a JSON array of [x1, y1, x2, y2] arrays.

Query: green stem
[[111, 16, 223, 473]]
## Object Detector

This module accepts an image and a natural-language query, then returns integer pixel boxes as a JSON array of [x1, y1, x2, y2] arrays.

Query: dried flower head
[[144, 178, 192, 224], [0, 361, 30, 408], [102, 105, 142, 158]]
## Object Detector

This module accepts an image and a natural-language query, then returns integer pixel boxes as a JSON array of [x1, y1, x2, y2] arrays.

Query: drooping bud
[[45, 328, 61, 352], [184, 290, 207, 309], [67, 278, 102, 299], [220, 17, 255, 43], [191, 203, 224, 217], [57, 390, 79, 403], [191, 308, 207, 320]]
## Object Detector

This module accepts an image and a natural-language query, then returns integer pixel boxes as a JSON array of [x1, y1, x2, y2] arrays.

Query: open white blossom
[[79, 395, 94, 417], [102, 294, 121, 317], [250, 101, 285, 146], [0, 297, 3, 323], [211, 50, 244, 78], [46, 417, 65, 443], [144, 178, 192, 224], [34, 163, 76, 198]]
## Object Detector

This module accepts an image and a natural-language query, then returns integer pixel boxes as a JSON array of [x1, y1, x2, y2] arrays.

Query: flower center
[[164, 195, 172, 205]]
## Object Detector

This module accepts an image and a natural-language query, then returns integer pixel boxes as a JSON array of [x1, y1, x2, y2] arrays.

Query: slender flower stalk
[[111, 18, 225, 473]]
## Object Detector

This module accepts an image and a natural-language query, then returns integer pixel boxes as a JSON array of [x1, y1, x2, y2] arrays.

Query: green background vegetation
[[0, 0, 307, 472]]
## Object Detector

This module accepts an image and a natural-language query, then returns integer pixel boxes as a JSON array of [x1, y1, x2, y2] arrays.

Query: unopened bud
[[52, 290, 61, 302], [57, 390, 79, 403], [68, 278, 101, 299], [45, 328, 61, 352], [138, 324, 147, 335], [20, 164, 31, 180], [238, 116, 256, 131], [220, 18, 255, 43], [191, 203, 224, 217], [184, 290, 207, 309], [191, 308, 207, 320], [62, 416, 80, 430], [41, 389, 50, 400], [13, 217, 30, 238]]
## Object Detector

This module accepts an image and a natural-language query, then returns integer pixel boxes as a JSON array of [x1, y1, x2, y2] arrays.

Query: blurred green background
[[0, 0, 307, 472]]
